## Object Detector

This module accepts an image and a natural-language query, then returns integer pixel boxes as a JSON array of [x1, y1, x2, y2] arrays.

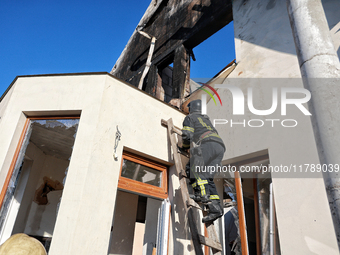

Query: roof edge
[[0, 71, 185, 115], [0, 72, 109, 102]]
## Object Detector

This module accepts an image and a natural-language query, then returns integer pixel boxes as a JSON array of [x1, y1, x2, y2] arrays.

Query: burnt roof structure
[[111, 0, 232, 109]]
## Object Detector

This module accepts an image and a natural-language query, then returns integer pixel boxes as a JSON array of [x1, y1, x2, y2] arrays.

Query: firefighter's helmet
[[188, 99, 201, 113]]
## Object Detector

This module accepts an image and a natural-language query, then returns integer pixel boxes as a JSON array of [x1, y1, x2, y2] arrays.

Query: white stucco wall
[[323, 0, 340, 58], [232, 0, 339, 79], [232, 0, 300, 78], [0, 74, 188, 254], [0, 84, 15, 126]]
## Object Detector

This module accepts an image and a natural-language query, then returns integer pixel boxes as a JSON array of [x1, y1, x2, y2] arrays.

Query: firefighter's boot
[[190, 194, 211, 204], [202, 200, 223, 223]]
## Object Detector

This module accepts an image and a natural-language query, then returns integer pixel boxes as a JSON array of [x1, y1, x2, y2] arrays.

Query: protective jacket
[[182, 112, 225, 150]]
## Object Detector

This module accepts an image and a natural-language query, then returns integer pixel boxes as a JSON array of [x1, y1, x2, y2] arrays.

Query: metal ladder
[[162, 118, 222, 255]]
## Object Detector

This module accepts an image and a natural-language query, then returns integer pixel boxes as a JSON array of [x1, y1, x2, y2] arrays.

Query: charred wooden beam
[[145, 64, 158, 97], [172, 44, 189, 98], [111, 0, 232, 102]]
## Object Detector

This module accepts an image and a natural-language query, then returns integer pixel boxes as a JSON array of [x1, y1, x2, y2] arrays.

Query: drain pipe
[[287, 0, 340, 247], [269, 183, 274, 255]]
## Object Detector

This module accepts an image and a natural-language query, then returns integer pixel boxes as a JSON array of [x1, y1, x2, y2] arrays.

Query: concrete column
[[287, 0, 340, 248]]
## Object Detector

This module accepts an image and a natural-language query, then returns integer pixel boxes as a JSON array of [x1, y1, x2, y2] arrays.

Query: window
[[118, 151, 168, 199], [110, 152, 170, 254], [222, 156, 281, 255], [0, 116, 79, 251]]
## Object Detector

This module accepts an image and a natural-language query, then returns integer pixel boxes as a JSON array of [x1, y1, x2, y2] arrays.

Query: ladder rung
[[180, 169, 187, 178], [198, 234, 222, 251], [186, 199, 202, 210], [161, 119, 182, 135]]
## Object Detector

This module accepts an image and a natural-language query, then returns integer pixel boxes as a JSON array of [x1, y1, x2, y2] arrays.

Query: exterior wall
[[0, 84, 15, 125], [321, 0, 340, 58], [0, 74, 106, 254], [232, 0, 300, 78], [207, 0, 340, 254], [0, 74, 188, 254], [232, 0, 339, 79]]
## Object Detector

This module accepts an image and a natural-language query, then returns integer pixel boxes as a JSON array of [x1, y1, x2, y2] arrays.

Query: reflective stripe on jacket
[[182, 112, 225, 150]]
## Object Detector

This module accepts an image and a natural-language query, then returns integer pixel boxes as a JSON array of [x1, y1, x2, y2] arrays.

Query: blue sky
[[0, 0, 235, 97]]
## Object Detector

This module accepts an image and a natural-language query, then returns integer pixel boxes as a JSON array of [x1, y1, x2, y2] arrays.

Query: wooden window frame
[[222, 154, 270, 255], [118, 151, 168, 199]]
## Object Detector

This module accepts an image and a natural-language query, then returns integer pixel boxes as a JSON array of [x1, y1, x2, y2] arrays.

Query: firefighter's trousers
[[187, 141, 225, 201]]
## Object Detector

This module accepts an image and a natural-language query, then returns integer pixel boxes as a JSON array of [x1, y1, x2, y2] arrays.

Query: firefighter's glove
[[190, 146, 202, 156], [178, 145, 189, 155]]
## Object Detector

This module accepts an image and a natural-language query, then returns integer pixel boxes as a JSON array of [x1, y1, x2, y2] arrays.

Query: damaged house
[[0, 0, 340, 254]]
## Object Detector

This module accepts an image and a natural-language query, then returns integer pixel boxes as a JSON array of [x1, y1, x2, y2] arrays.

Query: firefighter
[[181, 99, 225, 223]]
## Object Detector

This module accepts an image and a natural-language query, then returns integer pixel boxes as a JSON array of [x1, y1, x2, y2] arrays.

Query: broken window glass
[[121, 159, 162, 187], [0, 122, 33, 234]]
